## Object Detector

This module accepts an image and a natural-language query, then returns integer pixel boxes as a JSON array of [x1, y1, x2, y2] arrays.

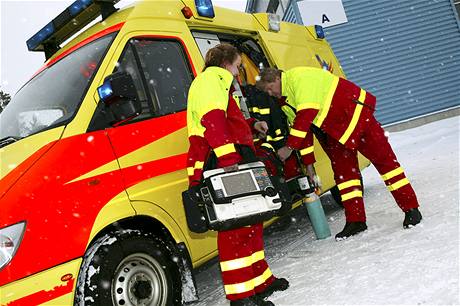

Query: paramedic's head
[[257, 68, 282, 98], [204, 43, 241, 77]]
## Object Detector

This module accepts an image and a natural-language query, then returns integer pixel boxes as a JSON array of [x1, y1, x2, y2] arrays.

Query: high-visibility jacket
[[187, 66, 255, 185], [281, 67, 377, 163]]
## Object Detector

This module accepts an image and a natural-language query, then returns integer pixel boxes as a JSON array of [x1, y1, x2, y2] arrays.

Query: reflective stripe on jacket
[[281, 67, 376, 150], [186, 67, 255, 185]]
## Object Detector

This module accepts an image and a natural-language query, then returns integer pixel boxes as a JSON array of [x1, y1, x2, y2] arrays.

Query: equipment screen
[[221, 172, 258, 196]]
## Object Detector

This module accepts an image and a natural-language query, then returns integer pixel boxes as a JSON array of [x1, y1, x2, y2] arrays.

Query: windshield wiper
[[0, 136, 23, 148]]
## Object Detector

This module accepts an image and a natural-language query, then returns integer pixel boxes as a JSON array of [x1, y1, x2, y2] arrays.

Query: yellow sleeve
[[292, 73, 321, 110], [189, 74, 228, 119]]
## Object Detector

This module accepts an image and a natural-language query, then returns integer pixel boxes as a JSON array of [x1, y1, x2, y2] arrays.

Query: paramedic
[[186, 44, 289, 306], [257, 67, 422, 240]]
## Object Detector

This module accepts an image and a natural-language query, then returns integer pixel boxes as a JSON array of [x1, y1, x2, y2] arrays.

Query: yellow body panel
[[0, 259, 81, 305], [0, 127, 64, 179], [257, 21, 344, 77], [87, 191, 135, 248], [42, 294, 74, 306]]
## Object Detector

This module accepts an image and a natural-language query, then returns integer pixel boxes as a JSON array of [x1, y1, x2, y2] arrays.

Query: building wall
[[282, 0, 460, 124]]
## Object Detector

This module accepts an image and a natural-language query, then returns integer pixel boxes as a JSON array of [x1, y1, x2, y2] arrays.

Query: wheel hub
[[112, 253, 168, 306], [132, 279, 152, 299]]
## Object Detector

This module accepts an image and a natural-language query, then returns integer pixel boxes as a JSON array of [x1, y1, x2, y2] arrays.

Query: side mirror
[[97, 72, 141, 125]]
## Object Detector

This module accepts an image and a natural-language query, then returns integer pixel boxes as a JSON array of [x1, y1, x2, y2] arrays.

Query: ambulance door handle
[[88, 179, 100, 186]]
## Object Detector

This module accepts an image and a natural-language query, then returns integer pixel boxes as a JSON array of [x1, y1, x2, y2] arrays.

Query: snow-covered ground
[[192, 116, 460, 305]]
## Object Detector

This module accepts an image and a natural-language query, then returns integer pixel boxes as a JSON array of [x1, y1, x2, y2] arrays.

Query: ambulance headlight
[[97, 80, 114, 102], [315, 25, 325, 39], [268, 14, 281, 32], [195, 0, 215, 18], [0, 222, 26, 271]]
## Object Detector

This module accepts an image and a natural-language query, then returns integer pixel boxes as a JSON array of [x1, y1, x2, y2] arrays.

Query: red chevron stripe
[[5, 278, 74, 306]]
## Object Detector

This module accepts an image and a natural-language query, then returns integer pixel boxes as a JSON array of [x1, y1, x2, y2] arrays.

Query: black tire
[[330, 177, 364, 207], [75, 229, 182, 306]]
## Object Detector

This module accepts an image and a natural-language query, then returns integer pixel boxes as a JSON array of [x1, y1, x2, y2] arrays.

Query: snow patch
[[192, 117, 460, 305]]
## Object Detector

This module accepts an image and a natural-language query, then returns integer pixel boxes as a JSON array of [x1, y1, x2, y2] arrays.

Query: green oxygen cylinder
[[297, 174, 331, 240], [303, 193, 331, 239], [297, 175, 331, 239]]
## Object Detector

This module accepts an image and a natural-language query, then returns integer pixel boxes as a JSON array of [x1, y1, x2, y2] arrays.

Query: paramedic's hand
[[277, 146, 293, 162], [223, 164, 239, 172], [254, 121, 268, 139], [306, 164, 322, 192]]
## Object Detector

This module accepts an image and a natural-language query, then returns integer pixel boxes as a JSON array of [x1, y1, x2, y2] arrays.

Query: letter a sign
[[297, 0, 348, 28]]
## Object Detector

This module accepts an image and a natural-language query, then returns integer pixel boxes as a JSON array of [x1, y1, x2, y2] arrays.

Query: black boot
[[230, 295, 274, 306], [403, 208, 422, 228], [257, 277, 289, 299], [335, 222, 367, 240]]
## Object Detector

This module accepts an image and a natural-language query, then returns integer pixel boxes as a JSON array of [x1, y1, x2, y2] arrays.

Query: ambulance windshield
[[0, 33, 115, 141]]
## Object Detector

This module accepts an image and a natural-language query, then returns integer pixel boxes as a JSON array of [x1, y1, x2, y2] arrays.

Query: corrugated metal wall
[[284, 0, 460, 124], [282, 0, 302, 23]]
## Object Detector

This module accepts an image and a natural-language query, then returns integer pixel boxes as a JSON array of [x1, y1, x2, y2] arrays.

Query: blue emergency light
[[97, 80, 114, 102], [26, 22, 56, 51], [69, 0, 94, 16], [195, 0, 215, 18], [26, 0, 119, 59], [315, 25, 325, 39]]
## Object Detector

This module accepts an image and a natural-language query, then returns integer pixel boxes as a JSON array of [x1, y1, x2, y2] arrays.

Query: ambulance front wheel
[[75, 229, 182, 306]]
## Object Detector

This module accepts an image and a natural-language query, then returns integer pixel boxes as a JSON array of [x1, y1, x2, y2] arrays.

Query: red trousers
[[218, 223, 275, 300], [317, 116, 419, 222], [216, 146, 278, 301]]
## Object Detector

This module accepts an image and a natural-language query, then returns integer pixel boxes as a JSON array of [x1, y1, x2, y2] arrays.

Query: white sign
[[297, 0, 348, 28]]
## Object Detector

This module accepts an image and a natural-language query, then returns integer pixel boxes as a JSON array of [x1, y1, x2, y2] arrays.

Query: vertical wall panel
[[285, 0, 460, 124]]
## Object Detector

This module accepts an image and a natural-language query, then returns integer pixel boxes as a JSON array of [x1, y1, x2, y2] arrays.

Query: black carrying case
[[182, 174, 291, 233]]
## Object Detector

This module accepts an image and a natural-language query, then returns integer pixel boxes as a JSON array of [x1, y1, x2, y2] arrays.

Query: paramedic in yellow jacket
[[187, 44, 288, 306], [257, 67, 422, 240]]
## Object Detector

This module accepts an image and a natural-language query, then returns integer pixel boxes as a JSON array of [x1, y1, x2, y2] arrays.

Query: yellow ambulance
[[0, 0, 369, 304]]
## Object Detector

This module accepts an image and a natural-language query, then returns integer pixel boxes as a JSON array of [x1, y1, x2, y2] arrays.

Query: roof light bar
[[26, 22, 56, 52], [26, 0, 120, 59], [69, 0, 93, 16]]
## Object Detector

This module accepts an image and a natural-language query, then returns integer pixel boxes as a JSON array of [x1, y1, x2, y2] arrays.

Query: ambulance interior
[[192, 31, 270, 85]]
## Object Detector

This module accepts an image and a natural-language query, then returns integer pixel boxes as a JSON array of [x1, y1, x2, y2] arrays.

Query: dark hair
[[258, 68, 283, 84], [204, 43, 240, 70], [256, 68, 282, 90]]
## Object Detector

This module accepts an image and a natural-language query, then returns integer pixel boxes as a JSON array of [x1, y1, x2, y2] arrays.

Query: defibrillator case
[[182, 162, 291, 232]]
